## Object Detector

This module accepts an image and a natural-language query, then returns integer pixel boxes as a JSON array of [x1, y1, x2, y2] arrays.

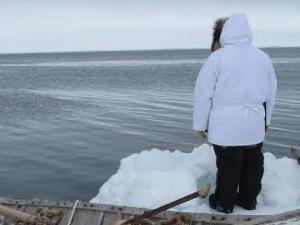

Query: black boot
[[235, 195, 257, 210], [209, 194, 233, 214]]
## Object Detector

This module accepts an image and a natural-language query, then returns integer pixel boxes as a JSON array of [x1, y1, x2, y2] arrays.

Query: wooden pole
[[0, 204, 37, 224], [121, 183, 211, 225]]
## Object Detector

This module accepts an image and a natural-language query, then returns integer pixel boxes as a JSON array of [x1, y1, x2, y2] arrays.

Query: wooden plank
[[240, 209, 300, 225], [96, 212, 105, 225]]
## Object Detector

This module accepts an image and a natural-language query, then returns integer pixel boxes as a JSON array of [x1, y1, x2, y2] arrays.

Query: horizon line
[[0, 46, 300, 56]]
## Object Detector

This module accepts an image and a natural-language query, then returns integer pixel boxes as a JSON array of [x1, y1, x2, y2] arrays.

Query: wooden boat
[[1, 197, 300, 225]]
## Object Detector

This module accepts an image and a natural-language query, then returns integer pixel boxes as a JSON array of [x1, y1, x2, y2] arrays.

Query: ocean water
[[0, 48, 299, 201]]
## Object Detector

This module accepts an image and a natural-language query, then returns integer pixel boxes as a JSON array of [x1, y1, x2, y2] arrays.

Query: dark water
[[0, 48, 299, 201]]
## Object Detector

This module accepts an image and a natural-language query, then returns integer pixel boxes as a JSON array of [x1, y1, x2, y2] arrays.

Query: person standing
[[193, 14, 277, 213]]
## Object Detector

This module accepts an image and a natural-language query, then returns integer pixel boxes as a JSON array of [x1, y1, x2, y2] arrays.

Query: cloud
[[0, 0, 299, 53]]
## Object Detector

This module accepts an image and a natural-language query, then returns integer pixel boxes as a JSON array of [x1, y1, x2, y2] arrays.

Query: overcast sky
[[0, 0, 299, 53]]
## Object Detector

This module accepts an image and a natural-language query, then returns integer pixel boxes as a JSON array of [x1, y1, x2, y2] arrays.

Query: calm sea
[[0, 48, 299, 201]]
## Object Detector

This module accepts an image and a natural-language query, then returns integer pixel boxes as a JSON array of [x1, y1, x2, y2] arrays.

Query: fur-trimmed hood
[[211, 18, 227, 52], [220, 14, 252, 47]]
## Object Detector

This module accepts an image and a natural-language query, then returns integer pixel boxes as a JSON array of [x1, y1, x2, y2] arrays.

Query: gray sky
[[0, 0, 299, 53]]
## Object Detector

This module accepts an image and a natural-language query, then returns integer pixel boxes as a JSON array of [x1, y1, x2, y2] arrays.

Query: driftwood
[[0, 203, 62, 225], [0, 204, 37, 223]]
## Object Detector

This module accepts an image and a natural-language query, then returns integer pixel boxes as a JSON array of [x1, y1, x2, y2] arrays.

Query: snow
[[90, 144, 300, 215]]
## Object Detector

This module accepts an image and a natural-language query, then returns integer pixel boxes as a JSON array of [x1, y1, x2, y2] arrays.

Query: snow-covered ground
[[91, 144, 300, 215]]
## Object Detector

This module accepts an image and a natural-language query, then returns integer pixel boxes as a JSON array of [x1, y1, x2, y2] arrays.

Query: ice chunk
[[91, 144, 300, 215]]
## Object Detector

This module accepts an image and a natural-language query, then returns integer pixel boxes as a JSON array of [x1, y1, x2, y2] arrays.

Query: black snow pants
[[212, 142, 264, 210]]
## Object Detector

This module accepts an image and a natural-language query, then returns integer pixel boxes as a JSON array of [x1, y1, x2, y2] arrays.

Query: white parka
[[193, 14, 277, 146]]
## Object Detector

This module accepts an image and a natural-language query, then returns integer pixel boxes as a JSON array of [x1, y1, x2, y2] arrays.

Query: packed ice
[[91, 144, 300, 215]]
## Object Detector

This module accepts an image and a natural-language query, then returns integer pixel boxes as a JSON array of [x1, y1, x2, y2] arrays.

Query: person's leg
[[236, 142, 264, 210], [210, 145, 244, 213]]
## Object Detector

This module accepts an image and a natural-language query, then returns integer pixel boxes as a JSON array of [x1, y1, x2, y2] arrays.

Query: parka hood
[[220, 14, 252, 47]]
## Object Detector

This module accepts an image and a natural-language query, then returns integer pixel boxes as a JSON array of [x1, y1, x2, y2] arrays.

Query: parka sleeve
[[193, 55, 218, 131], [266, 60, 277, 126]]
